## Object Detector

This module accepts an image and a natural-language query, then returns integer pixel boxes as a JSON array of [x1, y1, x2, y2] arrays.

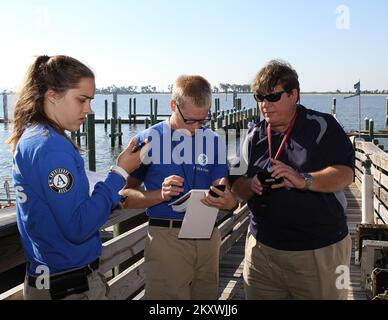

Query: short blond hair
[[172, 75, 211, 109]]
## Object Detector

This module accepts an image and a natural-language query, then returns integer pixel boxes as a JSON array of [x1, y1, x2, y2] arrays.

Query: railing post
[[361, 155, 374, 225], [87, 114, 96, 172]]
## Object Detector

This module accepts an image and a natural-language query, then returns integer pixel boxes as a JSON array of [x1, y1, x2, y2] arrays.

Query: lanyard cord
[[267, 112, 297, 166]]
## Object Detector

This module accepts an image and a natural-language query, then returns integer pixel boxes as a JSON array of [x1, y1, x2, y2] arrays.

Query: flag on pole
[[354, 81, 361, 95]]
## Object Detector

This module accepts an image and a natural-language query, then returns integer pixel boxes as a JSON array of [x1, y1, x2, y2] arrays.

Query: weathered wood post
[[113, 91, 118, 112], [128, 98, 132, 125], [331, 98, 337, 118], [233, 92, 237, 109], [104, 100, 108, 132], [150, 98, 154, 124], [369, 119, 374, 141], [386, 98, 388, 126], [364, 117, 369, 131], [110, 118, 115, 147], [2, 91, 8, 123], [112, 100, 118, 122], [133, 98, 137, 124], [87, 114, 96, 172], [145, 117, 150, 129], [153, 99, 158, 124], [76, 129, 81, 146], [118, 117, 122, 146]]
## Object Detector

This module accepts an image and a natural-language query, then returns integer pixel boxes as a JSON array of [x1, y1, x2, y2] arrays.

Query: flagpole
[[358, 93, 361, 139]]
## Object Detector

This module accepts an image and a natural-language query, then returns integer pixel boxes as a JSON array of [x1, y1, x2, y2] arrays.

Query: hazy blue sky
[[1, 0, 387, 92]]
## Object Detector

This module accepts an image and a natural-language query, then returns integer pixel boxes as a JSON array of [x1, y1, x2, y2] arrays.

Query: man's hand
[[161, 175, 184, 201], [268, 159, 306, 189]]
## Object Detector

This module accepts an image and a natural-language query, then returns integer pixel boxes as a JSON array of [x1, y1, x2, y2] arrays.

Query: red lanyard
[[267, 113, 297, 163]]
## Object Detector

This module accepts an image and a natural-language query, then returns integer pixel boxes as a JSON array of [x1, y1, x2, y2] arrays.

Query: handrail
[[0, 203, 249, 300], [354, 140, 388, 224]]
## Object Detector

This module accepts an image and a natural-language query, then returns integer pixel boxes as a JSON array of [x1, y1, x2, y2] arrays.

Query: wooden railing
[[0, 203, 249, 300], [354, 140, 388, 224]]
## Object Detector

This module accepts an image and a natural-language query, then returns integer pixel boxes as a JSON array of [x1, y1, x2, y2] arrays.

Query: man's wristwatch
[[300, 172, 313, 190], [110, 165, 129, 181]]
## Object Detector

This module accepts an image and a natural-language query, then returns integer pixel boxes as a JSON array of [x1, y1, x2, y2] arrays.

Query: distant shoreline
[[2, 91, 387, 96]]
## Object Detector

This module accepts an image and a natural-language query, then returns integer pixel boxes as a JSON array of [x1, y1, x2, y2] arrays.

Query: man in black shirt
[[230, 60, 355, 299]]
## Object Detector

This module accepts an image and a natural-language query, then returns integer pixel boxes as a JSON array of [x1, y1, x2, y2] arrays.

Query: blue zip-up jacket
[[13, 124, 124, 275]]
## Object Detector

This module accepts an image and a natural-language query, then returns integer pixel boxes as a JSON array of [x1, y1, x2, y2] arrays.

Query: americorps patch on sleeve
[[48, 168, 74, 194]]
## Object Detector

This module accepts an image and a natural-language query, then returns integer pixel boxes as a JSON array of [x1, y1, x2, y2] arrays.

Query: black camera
[[256, 169, 283, 189], [209, 184, 226, 198]]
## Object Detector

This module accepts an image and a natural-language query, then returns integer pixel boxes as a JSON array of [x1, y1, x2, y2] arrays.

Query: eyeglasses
[[253, 90, 287, 103], [177, 107, 211, 126]]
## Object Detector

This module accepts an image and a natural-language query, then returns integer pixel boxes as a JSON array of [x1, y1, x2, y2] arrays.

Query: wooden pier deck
[[1, 140, 387, 301], [217, 183, 367, 300]]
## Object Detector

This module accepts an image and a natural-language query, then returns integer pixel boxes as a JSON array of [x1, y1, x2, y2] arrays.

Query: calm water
[[0, 93, 387, 180]]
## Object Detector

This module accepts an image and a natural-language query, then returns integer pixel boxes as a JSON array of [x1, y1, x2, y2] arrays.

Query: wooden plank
[[218, 205, 249, 239], [0, 284, 23, 300], [107, 258, 145, 300], [374, 197, 388, 224], [220, 217, 249, 257], [0, 233, 25, 273], [0, 207, 17, 238], [100, 222, 147, 274], [102, 208, 145, 229]]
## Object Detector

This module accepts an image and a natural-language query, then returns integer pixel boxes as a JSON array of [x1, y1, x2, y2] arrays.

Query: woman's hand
[[116, 137, 149, 174]]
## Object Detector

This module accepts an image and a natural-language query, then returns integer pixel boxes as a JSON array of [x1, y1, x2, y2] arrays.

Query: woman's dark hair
[[7, 55, 94, 152]]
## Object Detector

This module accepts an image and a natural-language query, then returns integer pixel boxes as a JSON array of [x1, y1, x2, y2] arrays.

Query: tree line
[[95, 83, 253, 94]]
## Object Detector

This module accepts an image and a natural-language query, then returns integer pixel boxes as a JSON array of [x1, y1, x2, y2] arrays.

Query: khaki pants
[[144, 226, 221, 300], [243, 231, 352, 300], [24, 270, 109, 300]]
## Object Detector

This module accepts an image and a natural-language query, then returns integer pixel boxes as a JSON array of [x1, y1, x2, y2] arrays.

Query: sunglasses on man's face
[[253, 90, 287, 103]]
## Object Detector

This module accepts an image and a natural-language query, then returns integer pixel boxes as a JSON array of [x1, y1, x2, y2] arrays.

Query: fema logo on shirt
[[48, 168, 73, 194], [197, 154, 209, 166]]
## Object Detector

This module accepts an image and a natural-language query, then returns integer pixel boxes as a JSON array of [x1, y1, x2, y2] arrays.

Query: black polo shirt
[[229, 105, 355, 250]]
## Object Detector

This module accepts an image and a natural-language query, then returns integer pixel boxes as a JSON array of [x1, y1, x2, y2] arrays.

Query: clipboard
[[169, 189, 219, 239]]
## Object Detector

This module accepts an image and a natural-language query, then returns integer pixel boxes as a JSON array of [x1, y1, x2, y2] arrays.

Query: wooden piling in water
[[149, 99, 153, 124], [133, 98, 137, 123], [87, 114, 96, 171], [110, 118, 115, 148], [128, 98, 132, 125], [104, 100, 108, 132], [386, 98, 388, 126], [364, 117, 369, 131], [118, 117, 122, 146], [2, 91, 8, 123], [331, 98, 337, 118], [369, 119, 374, 141]]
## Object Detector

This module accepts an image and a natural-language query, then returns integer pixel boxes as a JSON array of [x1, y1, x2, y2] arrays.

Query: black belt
[[149, 218, 183, 228], [27, 258, 99, 288]]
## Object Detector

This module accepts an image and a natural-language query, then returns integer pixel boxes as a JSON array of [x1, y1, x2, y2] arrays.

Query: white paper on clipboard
[[168, 189, 219, 239]]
